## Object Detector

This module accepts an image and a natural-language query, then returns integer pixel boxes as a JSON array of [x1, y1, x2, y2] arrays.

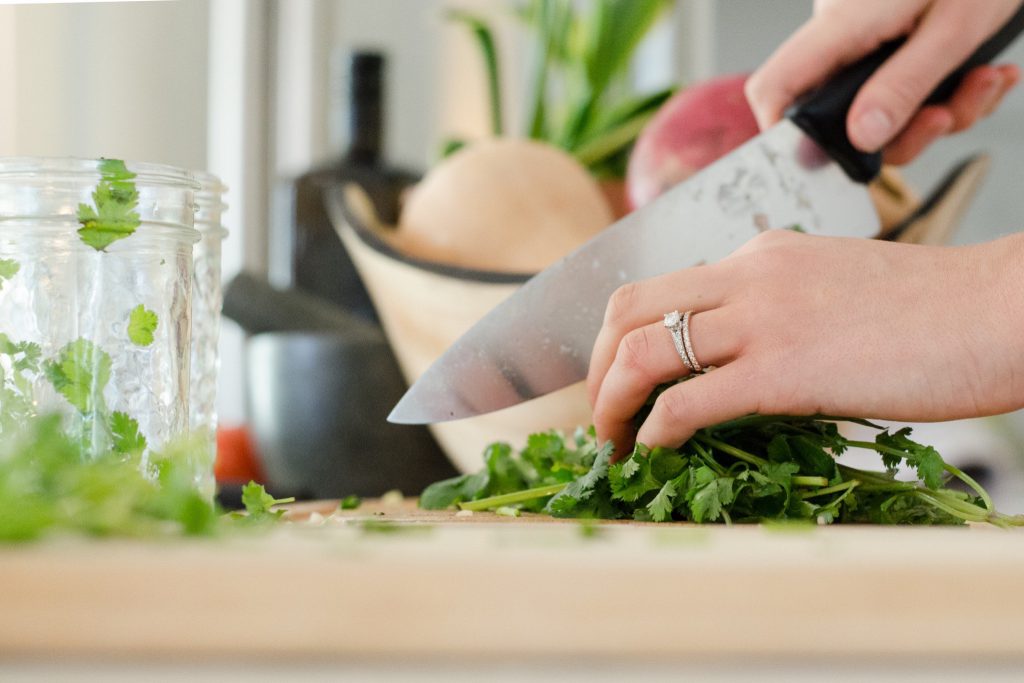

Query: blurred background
[[4, 0, 1024, 507]]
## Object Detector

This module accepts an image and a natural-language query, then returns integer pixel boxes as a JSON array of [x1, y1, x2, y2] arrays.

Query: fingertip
[[744, 73, 784, 131], [998, 62, 1021, 86]]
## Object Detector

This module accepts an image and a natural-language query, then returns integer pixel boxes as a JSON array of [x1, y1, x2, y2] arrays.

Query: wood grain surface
[[2, 499, 1023, 662]]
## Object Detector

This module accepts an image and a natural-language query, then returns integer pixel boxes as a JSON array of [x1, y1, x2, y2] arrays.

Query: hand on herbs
[[587, 230, 1024, 459], [745, 0, 1022, 164]]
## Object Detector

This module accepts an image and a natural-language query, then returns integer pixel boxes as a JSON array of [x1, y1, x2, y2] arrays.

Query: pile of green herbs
[[421, 415, 1024, 527], [0, 413, 293, 542], [446, 0, 676, 177]]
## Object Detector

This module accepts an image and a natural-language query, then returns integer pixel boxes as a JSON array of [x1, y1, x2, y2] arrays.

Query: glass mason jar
[[190, 172, 227, 499], [0, 157, 201, 482]]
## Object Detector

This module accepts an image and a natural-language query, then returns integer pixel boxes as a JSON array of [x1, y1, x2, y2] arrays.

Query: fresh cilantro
[[0, 258, 18, 289], [76, 158, 141, 251], [646, 479, 676, 522], [109, 411, 147, 455], [127, 305, 158, 347], [419, 470, 489, 509], [876, 427, 946, 489], [545, 442, 613, 516], [0, 334, 42, 428], [43, 338, 111, 414], [240, 480, 295, 521], [420, 407, 1023, 527], [0, 414, 219, 541], [339, 494, 362, 510]]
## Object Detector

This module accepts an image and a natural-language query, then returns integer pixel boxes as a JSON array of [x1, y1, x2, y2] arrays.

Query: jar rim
[[0, 156, 201, 191]]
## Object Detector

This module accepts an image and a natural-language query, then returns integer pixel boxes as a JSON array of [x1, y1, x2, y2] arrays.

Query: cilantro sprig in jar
[[0, 157, 204, 487]]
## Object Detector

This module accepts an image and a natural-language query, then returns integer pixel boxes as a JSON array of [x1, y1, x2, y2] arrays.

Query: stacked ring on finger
[[663, 309, 703, 373]]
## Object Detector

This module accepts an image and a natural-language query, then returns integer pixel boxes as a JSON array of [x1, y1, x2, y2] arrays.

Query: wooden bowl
[[326, 182, 595, 474]]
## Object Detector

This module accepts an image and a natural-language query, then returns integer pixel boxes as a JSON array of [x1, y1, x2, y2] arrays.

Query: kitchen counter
[[2, 498, 1024, 676]]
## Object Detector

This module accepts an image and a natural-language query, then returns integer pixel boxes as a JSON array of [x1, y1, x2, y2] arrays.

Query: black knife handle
[[789, 2, 1024, 184]]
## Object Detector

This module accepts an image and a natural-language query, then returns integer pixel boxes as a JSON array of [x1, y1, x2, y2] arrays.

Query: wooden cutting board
[[2, 499, 1024, 661]]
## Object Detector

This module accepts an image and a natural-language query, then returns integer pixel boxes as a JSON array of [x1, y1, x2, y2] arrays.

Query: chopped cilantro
[[240, 480, 295, 521], [127, 304, 158, 347], [109, 411, 147, 455], [0, 258, 18, 289], [339, 494, 362, 510], [43, 338, 111, 415], [76, 158, 141, 251]]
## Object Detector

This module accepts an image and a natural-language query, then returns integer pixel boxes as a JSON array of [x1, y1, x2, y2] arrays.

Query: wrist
[[979, 232, 1024, 410]]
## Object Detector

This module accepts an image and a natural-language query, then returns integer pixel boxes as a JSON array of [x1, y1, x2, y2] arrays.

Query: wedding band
[[663, 310, 695, 372], [681, 310, 703, 373]]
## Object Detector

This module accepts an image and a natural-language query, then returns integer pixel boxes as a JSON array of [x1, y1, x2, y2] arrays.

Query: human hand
[[745, 0, 1022, 164], [587, 230, 1024, 458]]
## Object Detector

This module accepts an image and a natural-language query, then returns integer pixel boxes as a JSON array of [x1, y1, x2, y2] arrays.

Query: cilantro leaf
[[240, 481, 295, 520], [876, 428, 946, 488], [0, 258, 18, 289], [875, 428, 913, 471], [127, 305, 158, 347], [419, 470, 489, 509], [789, 436, 838, 478], [76, 158, 141, 251], [646, 479, 676, 522], [690, 478, 734, 523], [43, 338, 111, 414], [545, 442, 613, 516], [339, 494, 362, 510], [109, 411, 147, 455], [608, 445, 662, 502], [911, 446, 946, 490]]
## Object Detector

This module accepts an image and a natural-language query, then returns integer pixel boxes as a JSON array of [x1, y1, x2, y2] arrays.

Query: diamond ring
[[663, 309, 703, 373]]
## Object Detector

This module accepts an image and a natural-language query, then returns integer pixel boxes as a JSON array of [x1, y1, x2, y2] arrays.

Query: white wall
[[3, 0, 209, 168]]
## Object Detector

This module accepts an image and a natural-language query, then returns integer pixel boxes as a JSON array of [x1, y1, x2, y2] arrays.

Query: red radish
[[627, 73, 760, 210]]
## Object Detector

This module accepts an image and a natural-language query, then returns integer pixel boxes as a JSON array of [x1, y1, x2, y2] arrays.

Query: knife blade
[[390, 5, 1024, 425]]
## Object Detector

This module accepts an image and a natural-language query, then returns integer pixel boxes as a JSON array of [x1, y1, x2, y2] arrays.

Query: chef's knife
[[390, 5, 1024, 424]]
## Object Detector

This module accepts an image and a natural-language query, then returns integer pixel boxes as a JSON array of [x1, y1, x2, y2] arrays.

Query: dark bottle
[[289, 51, 417, 321]]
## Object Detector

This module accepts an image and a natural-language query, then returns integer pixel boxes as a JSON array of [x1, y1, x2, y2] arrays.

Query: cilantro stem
[[846, 439, 994, 510], [942, 461, 994, 512], [694, 435, 767, 468], [458, 483, 567, 511], [692, 441, 727, 476], [799, 480, 859, 499], [913, 490, 989, 523], [792, 476, 829, 487], [836, 464, 913, 490]]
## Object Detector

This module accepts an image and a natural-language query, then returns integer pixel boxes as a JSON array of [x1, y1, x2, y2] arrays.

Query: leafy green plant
[[0, 258, 18, 290], [77, 158, 142, 251], [421, 415, 1024, 527], [128, 304, 159, 347], [0, 413, 294, 542], [446, 0, 676, 178]]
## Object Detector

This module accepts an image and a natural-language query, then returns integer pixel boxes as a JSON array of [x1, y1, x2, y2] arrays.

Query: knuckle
[[617, 327, 654, 374], [653, 388, 691, 429], [743, 72, 766, 105], [604, 282, 642, 328], [871, 79, 927, 121]]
